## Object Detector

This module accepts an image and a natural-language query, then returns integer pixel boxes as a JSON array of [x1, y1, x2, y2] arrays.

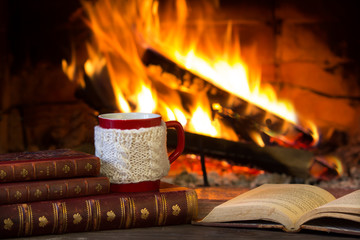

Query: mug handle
[[165, 121, 185, 164]]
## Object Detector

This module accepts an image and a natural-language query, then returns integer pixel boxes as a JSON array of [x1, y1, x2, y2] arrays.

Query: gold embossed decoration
[[85, 163, 93, 171], [39, 216, 48, 228], [95, 184, 103, 192], [62, 165, 70, 174], [14, 191, 22, 200], [4, 218, 13, 231], [0, 170, 7, 179], [172, 204, 181, 216], [20, 168, 28, 178], [34, 189, 42, 198], [73, 213, 82, 224], [107, 210, 116, 222], [74, 185, 82, 194], [141, 208, 150, 220]]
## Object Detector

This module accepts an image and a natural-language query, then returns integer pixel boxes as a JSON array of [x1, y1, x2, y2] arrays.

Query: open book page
[[201, 184, 335, 232], [298, 190, 360, 226]]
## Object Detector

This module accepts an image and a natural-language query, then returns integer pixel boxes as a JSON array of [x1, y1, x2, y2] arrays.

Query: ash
[[162, 168, 360, 190]]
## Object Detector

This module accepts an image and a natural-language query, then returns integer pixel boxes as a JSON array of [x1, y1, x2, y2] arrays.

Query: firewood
[[142, 48, 315, 149], [167, 129, 313, 179]]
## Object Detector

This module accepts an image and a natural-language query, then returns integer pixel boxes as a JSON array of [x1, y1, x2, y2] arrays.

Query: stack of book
[[0, 149, 198, 238]]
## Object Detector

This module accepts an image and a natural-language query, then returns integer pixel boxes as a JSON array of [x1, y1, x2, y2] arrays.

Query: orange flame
[[133, 0, 297, 123], [62, 45, 85, 88], [309, 155, 344, 180], [65, 0, 319, 144], [305, 120, 320, 147]]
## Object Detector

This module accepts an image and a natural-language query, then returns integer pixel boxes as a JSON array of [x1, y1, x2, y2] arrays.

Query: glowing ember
[[309, 155, 344, 180], [167, 154, 264, 178]]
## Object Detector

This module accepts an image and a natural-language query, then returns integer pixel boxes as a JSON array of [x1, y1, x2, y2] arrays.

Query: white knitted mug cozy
[[94, 121, 170, 184]]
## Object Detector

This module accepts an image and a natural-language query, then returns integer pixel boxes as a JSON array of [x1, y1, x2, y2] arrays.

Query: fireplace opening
[[1, 0, 360, 189]]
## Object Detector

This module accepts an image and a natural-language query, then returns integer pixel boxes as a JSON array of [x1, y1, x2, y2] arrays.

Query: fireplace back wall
[[1, 0, 360, 157]]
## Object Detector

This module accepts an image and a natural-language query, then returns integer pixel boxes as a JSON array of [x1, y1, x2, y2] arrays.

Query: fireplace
[[1, 0, 359, 188]]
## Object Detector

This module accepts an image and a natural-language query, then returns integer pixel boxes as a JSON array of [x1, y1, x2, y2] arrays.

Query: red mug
[[95, 112, 185, 192]]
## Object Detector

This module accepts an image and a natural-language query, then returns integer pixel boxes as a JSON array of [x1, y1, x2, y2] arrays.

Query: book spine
[[0, 157, 100, 183], [0, 189, 198, 238], [0, 177, 110, 205]]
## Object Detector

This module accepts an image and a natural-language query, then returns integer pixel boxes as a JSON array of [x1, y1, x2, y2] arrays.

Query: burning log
[[167, 129, 314, 182], [142, 48, 316, 149], [167, 130, 344, 185], [213, 103, 315, 149]]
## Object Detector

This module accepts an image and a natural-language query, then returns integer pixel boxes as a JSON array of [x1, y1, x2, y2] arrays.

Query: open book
[[198, 184, 360, 236]]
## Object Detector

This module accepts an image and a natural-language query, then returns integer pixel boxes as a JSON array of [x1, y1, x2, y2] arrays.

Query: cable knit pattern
[[94, 122, 170, 184]]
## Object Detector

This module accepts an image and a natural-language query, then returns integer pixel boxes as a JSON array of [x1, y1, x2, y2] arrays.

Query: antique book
[[0, 149, 100, 183], [198, 184, 360, 236], [0, 176, 110, 205], [0, 183, 198, 238]]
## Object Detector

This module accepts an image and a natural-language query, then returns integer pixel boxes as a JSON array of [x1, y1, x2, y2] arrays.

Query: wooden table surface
[[7, 186, 358, 240], [10, 224, 358, 240]]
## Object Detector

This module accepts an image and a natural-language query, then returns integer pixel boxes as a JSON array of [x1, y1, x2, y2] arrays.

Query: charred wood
[[167, 129, 313, 179], [142, 48, 315, 149]]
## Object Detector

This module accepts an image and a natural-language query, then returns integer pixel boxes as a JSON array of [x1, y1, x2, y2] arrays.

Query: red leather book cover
[[0, 176, 110, 205], [0, 183, 198, 238], [0, 149, 100, 183]]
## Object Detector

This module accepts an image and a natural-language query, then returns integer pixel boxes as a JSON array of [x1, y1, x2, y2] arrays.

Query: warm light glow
[[170, 39, 297, 124], [189, 105, 217, 137], [62, 49, 85, 88], [309, 155, 344, 180], [165, 106, 176, 121], [137, 0, 297, 123], [77, 0, 313, 142], [173, 108, 187, 127], [305, 120, 320, 147], [84, 58, 106, 78], [84, 43, 107, 79], [167, 154, 264, 178], [212, 103, 221, 111], [330, 156, 344, 176], [249, 131, 265, 147], [117, 92, 131, 113], [62, 59, 75, 82], [136, 85, 157, 113]]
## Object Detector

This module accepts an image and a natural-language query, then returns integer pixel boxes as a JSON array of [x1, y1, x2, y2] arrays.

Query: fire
[[249, 131, 265, 148], [117, 92, 131, 113], [167, 154, 264, 179], [63, 0, 319, 144], [309, 155, 344, 180], [62, 46, 85, 88], [136, 85, 157, 113], [84, 43, 107, 79], [189, 105, 217, 137], [132, 0, 297, 124], [305, 120, 320, 147]]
